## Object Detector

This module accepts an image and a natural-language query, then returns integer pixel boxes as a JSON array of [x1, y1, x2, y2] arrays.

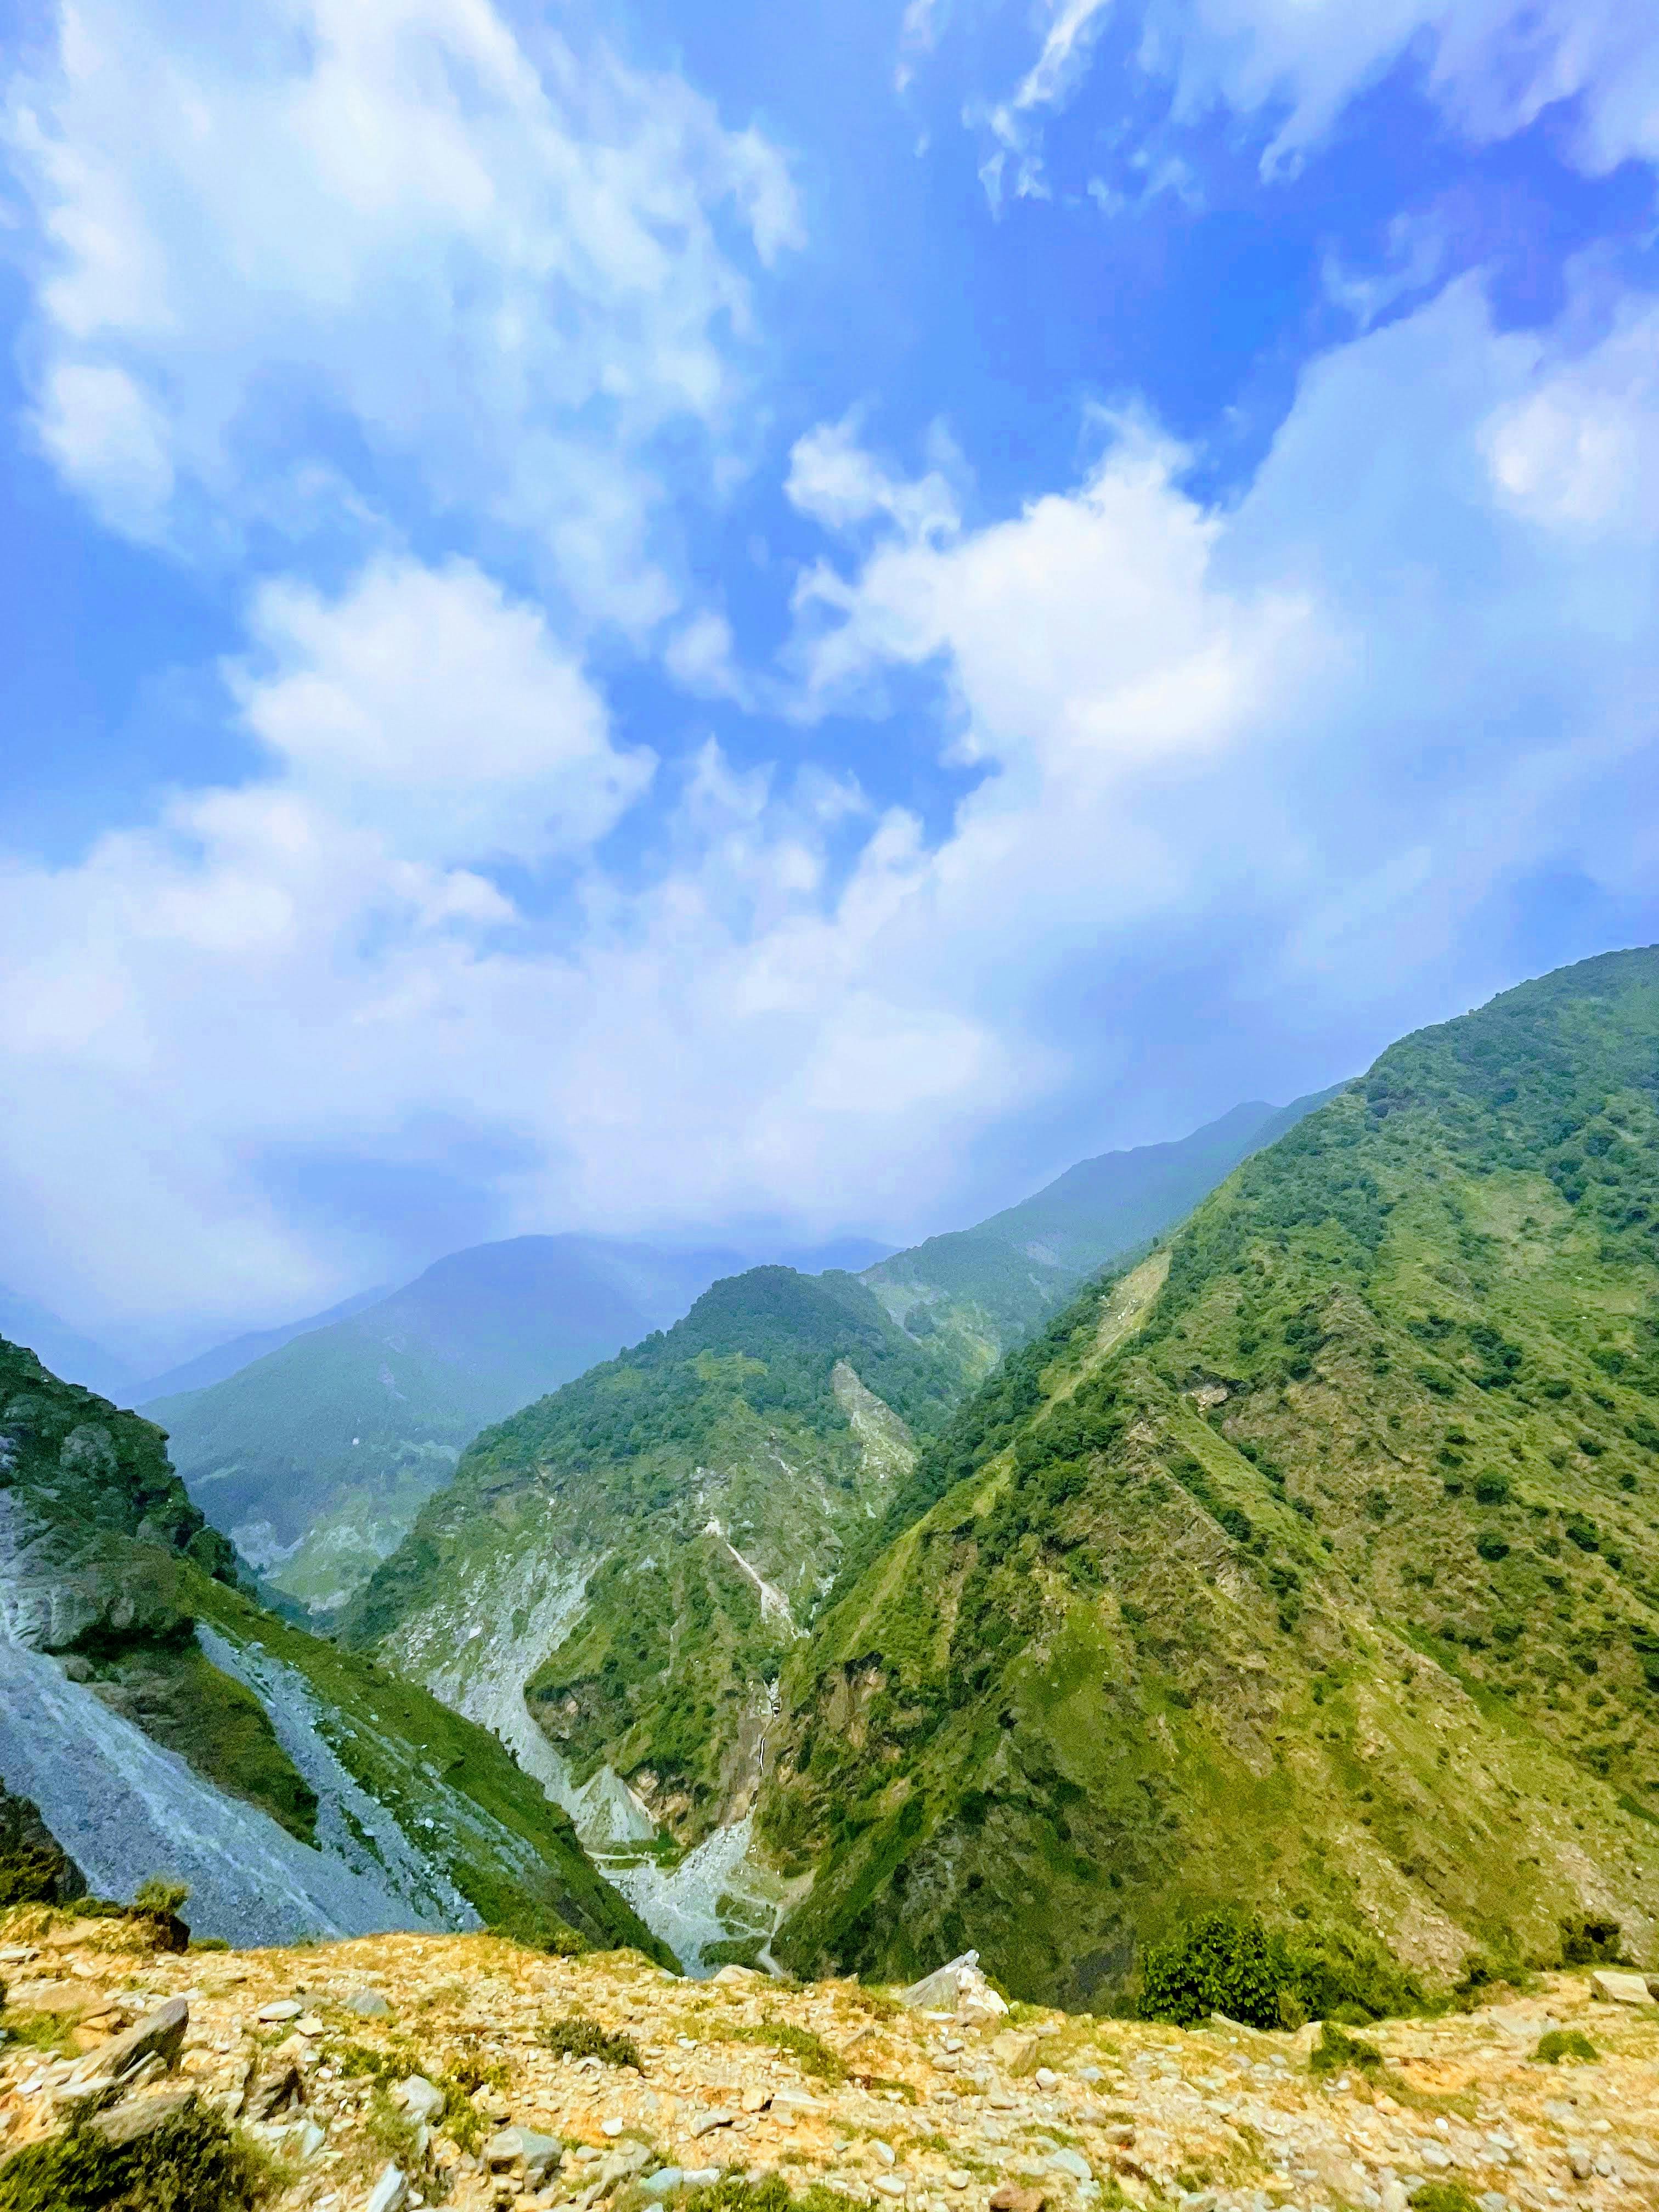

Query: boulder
[[485, 2124, 562, 2180], [88, 2086, 198, 2147], [990, 2187, 1047, 2212], [394, 2074, 447, 2124], [365, 2165, 409, 2212], [72, 1994, 188, 2082], [901, 1953, 981, 2010], [346, 1988, 392, 2017], [245, 2062, 306, 2121], [1589, 1970, 1652, 2007]]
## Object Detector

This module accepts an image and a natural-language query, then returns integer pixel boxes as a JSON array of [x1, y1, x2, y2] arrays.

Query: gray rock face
[[196, 1626, 481, 1933], [0, 1632, 428, 1943], [0, 1491, 187, 1654], [71, 1995, 189, 2083]]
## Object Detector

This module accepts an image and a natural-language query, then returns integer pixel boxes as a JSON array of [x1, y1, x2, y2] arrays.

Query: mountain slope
[[136, 1284, 390, 1399], [861, 1092, 1335, 1380], [147, 1235, 757, 1616], [342, 1266, 957, 1965], [0, 1331, 667, 1958], [758, 947, 1659, 2007]]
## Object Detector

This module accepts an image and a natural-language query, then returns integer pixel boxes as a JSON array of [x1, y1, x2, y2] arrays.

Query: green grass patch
[[1533, 2029, 1599, 2065], [1308, 2022, 1383, 2078]]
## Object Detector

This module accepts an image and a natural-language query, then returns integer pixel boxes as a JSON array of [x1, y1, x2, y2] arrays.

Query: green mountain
[[341, 1266, 956, 1964], [0, 1330, 667, 1959], [861, 1092, 1333, 1381], [342, 1100, 1347, 1966], [147, 1234, 760, 1616], [758, 947, 1659, 2007], [137, 1284, 390, 1399]]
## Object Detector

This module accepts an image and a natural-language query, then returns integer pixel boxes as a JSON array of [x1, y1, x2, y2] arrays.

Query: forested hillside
[[148, 1235, 748, 1617], [861, 1092, 1333, 1379], [759, 947, 1659, 2007], [343, 1267, 953, 1876]]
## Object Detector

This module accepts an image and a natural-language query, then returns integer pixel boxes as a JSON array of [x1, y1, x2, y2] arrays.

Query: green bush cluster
[[1533, 2029, 1599, 2065], [538, 2014, 642, 2070], [727, 2018, 846, 2084], [1308, 2022, 1383, 2076], [682, 2177, 863, 2212], [0, 2098, 272, 2211], [1138, 1911, 1421, 2029], [1559, 1914, 1623, 1965]]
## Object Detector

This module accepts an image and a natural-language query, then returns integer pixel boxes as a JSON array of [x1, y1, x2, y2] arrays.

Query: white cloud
[[6, 0, 799, 626], [948, 0, 1659, 199], [234, 558, 654, 866], [1154, 0, 1659, 174], [4, 276, 1659, 1345], [1481, 300, 1659, 534]]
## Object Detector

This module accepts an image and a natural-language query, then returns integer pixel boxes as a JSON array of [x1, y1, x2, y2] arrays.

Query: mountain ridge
[[755, 945, 1659, 2005]]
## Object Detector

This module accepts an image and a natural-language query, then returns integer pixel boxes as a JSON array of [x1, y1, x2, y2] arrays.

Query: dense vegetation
[[348, 1268, 952, 1843], [0, 2097, 272, 2211], [0, 1338, 235, 1583], [861, 1097, 1329, 1382], [759, 948, 1659, 2007]]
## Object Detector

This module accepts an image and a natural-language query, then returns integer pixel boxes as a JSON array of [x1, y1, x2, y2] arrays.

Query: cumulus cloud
[[234, 558, 654, 866], [5, 274, 1659, 1345], [6, 0, 799, 624]]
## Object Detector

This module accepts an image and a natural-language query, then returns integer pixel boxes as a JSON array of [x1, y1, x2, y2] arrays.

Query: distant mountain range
[[144, 1231, 887, 1616], [149, 1105, 1329, 1620]]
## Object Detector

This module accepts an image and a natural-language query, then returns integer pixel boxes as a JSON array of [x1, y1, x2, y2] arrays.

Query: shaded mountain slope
[[0, 1332, 666, 1957], [137, 1283, 390, 1399], [147, 1235, 757, 1616], [861, 1092, 1335, 1380], [758, 947, 1659, 2008]]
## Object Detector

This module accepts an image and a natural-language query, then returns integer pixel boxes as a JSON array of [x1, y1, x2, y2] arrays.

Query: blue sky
[[2, 0, 1658, 1363]]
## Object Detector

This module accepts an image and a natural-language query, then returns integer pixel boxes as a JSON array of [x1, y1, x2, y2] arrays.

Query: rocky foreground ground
[[1, 1909, 1656, 2212]]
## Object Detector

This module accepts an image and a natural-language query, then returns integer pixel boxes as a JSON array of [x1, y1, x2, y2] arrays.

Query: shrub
[[1559, 1914, 1623, 1965], [1534, 2029, 1599, 2065], [1139, 1911, 1419, 2030], [489, 1904, 584, 1956], [685, 2181, 863, 2212], [1411, 2186, 1481, 2212], [1139, 1912, 1284, 2029], [1308, 2022, 1382, 2076], [538, 2014, 641, 2069], [0, 2099, 272, 2211], [730, 2019, 847, 2084]]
